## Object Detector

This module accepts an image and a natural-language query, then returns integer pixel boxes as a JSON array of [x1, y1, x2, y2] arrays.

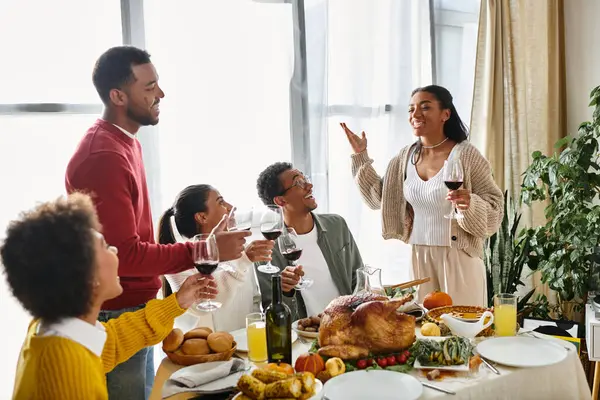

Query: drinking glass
[[258, 205, 284, 273], [246, 312, 268, 363], [192, 233, 222, 311], [494, 293, 517, 336], [227, 206, 254, 232], [443, 158, 465, 219], [279, 227, 313, 290]]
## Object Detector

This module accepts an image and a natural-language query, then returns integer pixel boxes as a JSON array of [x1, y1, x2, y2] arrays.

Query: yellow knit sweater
[[12, 294, 185, 399]]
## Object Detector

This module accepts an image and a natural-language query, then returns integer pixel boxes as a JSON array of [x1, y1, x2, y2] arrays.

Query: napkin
[[162, 358, 247, 399]]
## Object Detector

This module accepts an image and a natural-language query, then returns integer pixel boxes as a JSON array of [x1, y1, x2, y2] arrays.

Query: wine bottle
[[265, 275, 292, 364]]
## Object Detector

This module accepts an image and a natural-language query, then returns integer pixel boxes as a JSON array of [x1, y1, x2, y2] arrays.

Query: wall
[[564, 0, 600, 133]]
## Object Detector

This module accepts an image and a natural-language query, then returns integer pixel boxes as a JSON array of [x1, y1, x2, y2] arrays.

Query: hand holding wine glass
[[258, 205, 284, 273], [279, 227, 313, 290], [192, 233, 222, 311], [211, 214, 251, 261], [175, 274, 218, 309], [227, 206, 254, 232], [443, 157, 465, 220]]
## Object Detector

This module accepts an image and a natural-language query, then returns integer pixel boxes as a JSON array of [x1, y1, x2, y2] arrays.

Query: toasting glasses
[[257, 205, 284, 273], [192, 233, 222, 311]]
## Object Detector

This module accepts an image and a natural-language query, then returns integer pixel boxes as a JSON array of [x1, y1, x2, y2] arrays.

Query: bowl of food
[[234, 367, 323, 399], [292, 314, 322, 339], [162, 327, 238, 366]]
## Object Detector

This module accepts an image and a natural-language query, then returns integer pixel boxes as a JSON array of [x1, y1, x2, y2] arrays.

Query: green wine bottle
[[265, 275, 292, 364]]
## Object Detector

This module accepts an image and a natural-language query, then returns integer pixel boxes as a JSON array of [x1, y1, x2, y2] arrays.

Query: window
[[144, 0, 294, 215], [0, 2, 122, 395]]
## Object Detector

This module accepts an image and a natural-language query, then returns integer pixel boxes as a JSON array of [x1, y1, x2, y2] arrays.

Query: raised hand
[[281, 265, 304, 292], [340, 122, 367, 154], [176, 274, 218, 309], [211, 214, 252, 261]]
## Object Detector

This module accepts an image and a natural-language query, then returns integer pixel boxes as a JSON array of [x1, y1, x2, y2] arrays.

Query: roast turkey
[[317, 292, 416, 360]]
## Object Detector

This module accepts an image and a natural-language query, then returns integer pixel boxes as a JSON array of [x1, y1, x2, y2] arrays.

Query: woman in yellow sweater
[[1, 193, 218, 399]]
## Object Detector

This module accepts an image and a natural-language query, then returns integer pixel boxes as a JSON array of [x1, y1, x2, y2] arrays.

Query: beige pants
[[411, 245, 487, 307]]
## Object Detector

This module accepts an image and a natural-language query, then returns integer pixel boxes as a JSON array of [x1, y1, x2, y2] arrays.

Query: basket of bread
[[162, 326, 237, 366]]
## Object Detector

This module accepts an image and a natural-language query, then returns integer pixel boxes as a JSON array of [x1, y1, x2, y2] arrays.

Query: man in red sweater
[[65, 46, 251, 399]]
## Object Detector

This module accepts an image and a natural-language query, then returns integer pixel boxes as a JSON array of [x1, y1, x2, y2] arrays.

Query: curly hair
[[1, 193, 100, 323], [256, 162, 293, 205]]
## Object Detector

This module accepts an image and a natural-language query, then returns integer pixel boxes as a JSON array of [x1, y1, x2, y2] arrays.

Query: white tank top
[[403, 146, 457, 246]]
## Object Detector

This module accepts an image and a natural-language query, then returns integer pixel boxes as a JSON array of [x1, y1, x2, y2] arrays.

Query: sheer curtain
[[303, 0, 480, 285], [144, 0, 294, 220]]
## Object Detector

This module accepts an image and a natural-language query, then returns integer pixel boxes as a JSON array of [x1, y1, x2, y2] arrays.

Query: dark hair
[[411, 85, 469, 163], [256, 162, 293, 205], [157, 184, 214, 244], [92, 46, 152, 105], [1, 194, 99, 323]]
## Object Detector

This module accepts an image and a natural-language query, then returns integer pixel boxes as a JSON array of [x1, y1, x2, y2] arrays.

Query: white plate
[[230, 328, 298, 353], [292, 320, 320, 339], [324, 370, 422, 400], [233, 378, 323, 399], [476, 336, 568, 368]]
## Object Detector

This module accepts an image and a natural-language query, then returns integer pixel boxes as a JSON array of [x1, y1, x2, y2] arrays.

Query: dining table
[[150, 326, 591, 400]]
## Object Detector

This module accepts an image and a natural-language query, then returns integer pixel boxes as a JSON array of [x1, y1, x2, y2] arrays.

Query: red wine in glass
[[262, 229, 283, 241], [444, 181, 463, 191], [195, 262, 218, 275], [282, 248, 303, 262]]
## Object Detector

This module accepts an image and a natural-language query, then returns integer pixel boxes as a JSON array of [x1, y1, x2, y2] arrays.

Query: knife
[[480, 356, 500, 375], [422, 382, 456, 395]]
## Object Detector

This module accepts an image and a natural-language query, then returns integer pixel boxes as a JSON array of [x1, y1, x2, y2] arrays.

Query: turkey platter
[[317, 293, 416, 360]]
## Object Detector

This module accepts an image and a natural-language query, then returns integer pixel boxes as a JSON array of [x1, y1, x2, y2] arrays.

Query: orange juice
[[494, 304, 517, 336], [247, 321, 268, 362]]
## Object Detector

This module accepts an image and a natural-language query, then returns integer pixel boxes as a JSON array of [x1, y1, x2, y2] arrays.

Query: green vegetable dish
[[413, 336, 473, 366]]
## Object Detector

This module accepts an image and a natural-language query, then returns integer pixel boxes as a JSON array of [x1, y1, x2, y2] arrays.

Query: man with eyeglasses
[[256, 162, 364, 319]]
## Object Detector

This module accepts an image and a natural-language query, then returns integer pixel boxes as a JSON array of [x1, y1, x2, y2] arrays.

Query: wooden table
[[151, 333, 591, 400]]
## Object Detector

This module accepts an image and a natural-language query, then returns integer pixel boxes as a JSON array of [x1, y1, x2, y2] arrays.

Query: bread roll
[[182, 338, 211, 355], [184, 327, 212, 340], [162, 328, 184, 352], [207, 332, 234, 353]]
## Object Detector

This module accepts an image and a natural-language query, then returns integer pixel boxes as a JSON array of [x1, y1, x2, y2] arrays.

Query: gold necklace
[[421, 137, 449, 149]]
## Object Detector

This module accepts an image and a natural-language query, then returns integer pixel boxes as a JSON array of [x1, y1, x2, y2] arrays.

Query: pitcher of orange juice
[[246, 312, 268, 363], [494, 293, 517, 336]]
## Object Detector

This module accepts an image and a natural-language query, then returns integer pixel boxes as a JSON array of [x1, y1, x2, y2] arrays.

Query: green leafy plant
[[519, 85, 600, 312], [484, 191, 534, 309]]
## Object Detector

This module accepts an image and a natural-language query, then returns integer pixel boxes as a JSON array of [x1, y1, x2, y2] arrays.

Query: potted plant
[[519, 85, 600, 320], [484, 191, 535, 313]]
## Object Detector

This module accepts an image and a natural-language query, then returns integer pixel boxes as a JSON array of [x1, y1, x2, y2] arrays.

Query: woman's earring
[[94, 281, 100, 288]]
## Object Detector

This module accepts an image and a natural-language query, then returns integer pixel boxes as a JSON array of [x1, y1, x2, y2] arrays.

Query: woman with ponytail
[[341, 85, 503, 307], [157, 184, 273, 331]]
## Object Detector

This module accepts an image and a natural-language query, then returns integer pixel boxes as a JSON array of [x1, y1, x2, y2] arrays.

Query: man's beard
[[127, 106, 158, 126]]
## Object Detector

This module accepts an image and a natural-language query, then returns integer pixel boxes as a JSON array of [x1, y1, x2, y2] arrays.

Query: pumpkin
[[423, 291, 453, 310], [294, 353, 325, 376], [263, 362, 295, 375]]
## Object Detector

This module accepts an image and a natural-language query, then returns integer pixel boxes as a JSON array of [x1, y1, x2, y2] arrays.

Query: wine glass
[[443, 157, 465, 219], [279, 227, 313, 290], [227, 206, 254, 232], [192, 233, 222, 311], [257, 205, 284, 273]]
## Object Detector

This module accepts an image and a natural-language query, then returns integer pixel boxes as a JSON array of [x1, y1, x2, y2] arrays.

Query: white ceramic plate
[[476, 336, 568, 368], [292, 320, 320, 339], [323, 370, 422, 400], [232, 378, 323, 399], [230, 328, 298, 353]]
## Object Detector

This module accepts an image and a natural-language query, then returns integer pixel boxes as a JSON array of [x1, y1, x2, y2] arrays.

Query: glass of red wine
[[227, 206, 254, 232], [279, 227, 313, 290], [257, 205, 284, 273], [192, 233, 222, 311], [443, 158, 465, 219]]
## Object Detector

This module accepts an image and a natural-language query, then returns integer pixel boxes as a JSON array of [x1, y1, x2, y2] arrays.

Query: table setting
[[150, 270, 591, 400]]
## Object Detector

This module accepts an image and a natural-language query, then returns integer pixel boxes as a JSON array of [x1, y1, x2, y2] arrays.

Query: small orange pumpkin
[[294, 353, 325, 376], [423, 291, 453, 310], [263, 362, 295, 375]]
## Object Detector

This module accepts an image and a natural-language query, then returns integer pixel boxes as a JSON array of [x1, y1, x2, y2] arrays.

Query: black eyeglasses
[[281, 175, 312, 195]]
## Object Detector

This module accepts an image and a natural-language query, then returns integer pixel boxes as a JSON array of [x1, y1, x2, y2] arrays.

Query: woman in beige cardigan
[[341, 85, 503, 307]]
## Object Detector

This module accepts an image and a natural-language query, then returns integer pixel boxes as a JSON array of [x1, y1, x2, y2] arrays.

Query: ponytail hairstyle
[[157, 184, 215, 244], [410, 85, 469, 165]]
